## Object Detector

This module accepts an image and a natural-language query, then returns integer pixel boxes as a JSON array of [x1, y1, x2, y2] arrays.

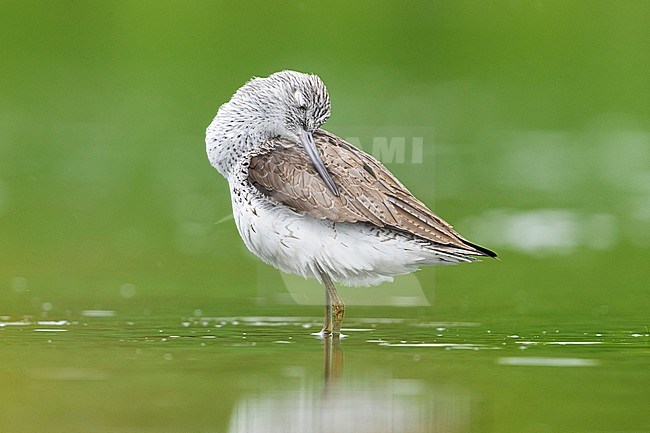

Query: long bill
[[299, 129, 340, 197]]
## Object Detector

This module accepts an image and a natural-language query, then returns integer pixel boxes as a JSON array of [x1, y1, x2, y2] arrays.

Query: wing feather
[[248, 129, 496, 257]]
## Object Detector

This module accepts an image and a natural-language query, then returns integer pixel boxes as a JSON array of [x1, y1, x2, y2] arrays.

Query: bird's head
[[230, 70, 331, 139], [210, 70, 338, 195], [267, 70, 331, 135]]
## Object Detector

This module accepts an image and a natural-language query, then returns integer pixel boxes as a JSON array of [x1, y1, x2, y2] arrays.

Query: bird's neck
[[205, 104, 282, 180]]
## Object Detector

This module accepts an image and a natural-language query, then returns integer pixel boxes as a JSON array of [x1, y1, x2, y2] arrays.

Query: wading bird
[[206, 71, 496, 337]]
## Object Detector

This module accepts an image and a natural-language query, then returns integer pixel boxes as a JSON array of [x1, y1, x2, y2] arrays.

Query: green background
[[1, 1, 649, 432]]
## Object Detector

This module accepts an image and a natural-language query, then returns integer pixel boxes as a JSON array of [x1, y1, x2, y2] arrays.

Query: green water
[[2, 313, 649, 432], [1, 1, 649, 432]]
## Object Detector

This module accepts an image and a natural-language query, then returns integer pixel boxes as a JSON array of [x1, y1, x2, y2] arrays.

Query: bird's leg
[[328, 282, 345, 336], [317, 267, 345, 337], [322, 287, 333, 335]]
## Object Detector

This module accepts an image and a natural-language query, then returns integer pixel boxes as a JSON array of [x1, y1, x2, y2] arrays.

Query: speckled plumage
[[206, 70, 495, 336]]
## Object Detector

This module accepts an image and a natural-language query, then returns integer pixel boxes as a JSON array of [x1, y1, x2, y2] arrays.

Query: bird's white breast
[[230, 182, 458, 287]]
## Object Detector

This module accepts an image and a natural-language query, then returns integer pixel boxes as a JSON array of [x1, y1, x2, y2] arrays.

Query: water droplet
[[119, 283, 136, 299], [11, 277, 28, 293]]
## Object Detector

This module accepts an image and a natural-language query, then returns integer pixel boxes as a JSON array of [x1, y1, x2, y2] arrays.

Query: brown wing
[[248, 129, 496, 257]]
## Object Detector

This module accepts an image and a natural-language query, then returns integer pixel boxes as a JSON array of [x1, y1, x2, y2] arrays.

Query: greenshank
[[206, 70, 496, 337]]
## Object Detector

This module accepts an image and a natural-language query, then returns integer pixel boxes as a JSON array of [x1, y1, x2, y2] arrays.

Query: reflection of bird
[[206, 71, 496, 336]]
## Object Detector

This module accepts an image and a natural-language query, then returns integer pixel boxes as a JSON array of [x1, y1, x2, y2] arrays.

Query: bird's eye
[[294, 90, 307, 111]]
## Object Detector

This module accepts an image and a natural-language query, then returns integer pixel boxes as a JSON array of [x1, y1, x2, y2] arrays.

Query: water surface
[[2, 311, 648, 432]]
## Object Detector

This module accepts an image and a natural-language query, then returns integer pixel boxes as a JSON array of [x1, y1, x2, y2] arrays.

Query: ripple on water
[[3, 315, 648, 352], [498, 357, 599, 367], [81, 310, 116, 318], [380, 342, 493, 350], [545, 341, 603, 345]]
